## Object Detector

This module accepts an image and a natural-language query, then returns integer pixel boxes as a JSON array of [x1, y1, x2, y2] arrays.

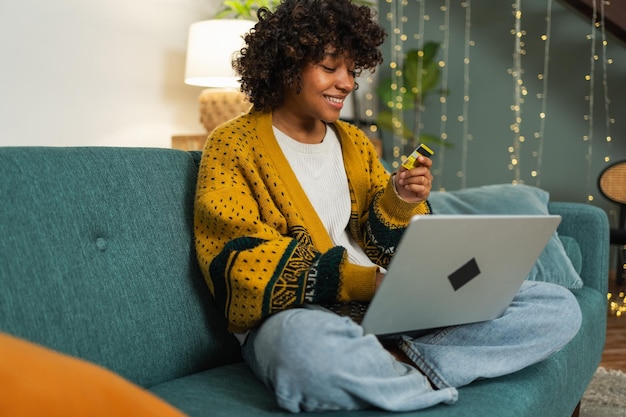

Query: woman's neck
[[272, 110, 327, 144]]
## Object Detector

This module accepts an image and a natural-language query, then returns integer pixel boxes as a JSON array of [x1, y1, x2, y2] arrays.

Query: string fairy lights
[[598, 0, 615, 167], [412, 0, 426, 146], [584, 0, 598, 203], [434, 0, 451, 191], [532, 0, 553, 187], [608, 290, 626, 317], [508, 0, 526, 185], [584, 0, 614, 203], [458, 0, 472, 189], [507, 0, 614, 194], [381, 0, 614, 198], [386, 0, 431, 171], [384, 0, 472, 187], [362, 73, 378, 135], [386, 0, 406, 170]]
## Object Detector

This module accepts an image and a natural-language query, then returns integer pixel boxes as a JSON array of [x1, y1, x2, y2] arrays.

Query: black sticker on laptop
[[448, 258, 481, 291]]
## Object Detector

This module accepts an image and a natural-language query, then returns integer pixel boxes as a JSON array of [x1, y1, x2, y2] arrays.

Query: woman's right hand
[[375, 271, 385, 291]]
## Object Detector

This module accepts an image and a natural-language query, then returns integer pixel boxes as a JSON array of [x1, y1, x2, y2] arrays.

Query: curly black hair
[[233, 0, 387, 112]]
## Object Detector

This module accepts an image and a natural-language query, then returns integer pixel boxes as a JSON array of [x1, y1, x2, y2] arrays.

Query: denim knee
[[543, 282, 582, 345], [524, 281, 582, 346], [251, 307, 364, 369], [246, 308, 372, 412]]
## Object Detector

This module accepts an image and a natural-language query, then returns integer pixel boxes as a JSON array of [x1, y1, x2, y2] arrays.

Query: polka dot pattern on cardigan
[[194, 111, 429, 332]]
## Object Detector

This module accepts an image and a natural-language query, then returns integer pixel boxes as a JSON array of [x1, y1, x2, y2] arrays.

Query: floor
[[599, 273, 626, 372]]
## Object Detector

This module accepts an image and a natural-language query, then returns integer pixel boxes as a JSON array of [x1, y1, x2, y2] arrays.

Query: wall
[[376, 0, 625, 221], [0, 0, 222, 148]]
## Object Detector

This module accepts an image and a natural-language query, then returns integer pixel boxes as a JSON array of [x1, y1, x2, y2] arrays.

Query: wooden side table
[[171, 134, 207, 151]]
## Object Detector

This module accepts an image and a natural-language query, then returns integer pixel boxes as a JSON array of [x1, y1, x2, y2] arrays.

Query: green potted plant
[[376, 41, 449, 151], [216, 0, 281, 19]]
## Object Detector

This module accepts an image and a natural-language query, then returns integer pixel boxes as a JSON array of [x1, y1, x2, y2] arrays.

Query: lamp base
[[199, 88, 251, 133]]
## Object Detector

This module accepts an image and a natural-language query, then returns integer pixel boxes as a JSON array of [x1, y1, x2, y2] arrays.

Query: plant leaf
[[375, 113, 452, 148], [418, 133, 452, 147], [403, 42, 441, 96], [419, 60, 441, 94], [421, 42, 440, 64], [375, 111, 414, 139], [376, 78, 416, 111]]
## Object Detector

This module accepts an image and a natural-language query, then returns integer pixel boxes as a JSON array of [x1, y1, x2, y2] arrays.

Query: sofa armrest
[[548, 202, 610, 295]]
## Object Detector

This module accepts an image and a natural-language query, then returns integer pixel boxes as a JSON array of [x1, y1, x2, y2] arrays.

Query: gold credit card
[[401, 144, 434, 169]]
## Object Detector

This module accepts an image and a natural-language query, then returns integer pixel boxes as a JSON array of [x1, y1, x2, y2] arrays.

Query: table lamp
[[184, 19, 254, 133]]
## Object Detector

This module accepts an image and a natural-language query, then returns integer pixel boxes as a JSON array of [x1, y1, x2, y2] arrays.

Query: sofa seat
[[147, 285, 605, 417]]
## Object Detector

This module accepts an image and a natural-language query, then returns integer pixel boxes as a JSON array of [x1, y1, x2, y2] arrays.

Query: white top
[[273, 125, 377, 268]]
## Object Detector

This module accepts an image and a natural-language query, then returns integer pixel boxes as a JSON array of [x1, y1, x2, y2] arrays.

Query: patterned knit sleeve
[[342, 125, 431, 269], [363, 182, 431, 267]]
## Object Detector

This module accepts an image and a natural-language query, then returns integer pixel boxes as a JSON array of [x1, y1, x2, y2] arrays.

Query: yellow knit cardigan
[[194, 111, 430, 333]]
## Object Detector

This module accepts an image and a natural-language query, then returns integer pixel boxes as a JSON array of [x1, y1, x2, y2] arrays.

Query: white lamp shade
[[184, 19, 255, 88]]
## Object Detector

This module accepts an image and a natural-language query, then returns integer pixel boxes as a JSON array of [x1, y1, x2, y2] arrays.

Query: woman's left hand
[[395, 155, 433, 203]]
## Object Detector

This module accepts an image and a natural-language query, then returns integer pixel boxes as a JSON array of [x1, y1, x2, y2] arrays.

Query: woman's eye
[[322, 66, 335, 72]]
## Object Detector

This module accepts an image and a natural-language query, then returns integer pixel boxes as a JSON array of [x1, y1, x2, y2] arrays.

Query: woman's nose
[[336, 68, 355, 93]]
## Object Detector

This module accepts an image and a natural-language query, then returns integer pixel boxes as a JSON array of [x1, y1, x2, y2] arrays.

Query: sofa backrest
[[0, 147, 240, 388]]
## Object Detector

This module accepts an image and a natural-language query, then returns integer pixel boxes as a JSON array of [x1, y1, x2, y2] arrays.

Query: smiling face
[[279, 49, 356, 126]]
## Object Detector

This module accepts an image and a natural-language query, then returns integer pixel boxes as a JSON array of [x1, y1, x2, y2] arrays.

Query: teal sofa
[[0, 147, 609, 417]]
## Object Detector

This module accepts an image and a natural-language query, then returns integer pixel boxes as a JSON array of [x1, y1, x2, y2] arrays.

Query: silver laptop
[[360, 214, 561, 336]]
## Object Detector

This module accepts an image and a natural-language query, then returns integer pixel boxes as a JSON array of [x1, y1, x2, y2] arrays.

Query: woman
[[194, 0, 581, 412]]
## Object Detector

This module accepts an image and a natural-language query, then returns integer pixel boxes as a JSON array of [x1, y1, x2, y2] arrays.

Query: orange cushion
[[0, 332, 186, 417]]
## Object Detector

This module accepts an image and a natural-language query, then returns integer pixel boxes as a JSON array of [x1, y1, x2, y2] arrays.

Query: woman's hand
[[395, 155, 433, 203], [375, 271, 385, 291]]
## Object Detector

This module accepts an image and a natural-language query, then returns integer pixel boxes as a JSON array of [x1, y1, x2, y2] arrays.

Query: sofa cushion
[[0, 332, 186, 417], [428, 184, 583, 289], [558, 236, 583, 275]]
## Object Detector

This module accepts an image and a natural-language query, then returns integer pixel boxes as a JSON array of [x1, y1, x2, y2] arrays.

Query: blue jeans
[[241, 281, 581, 412]]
